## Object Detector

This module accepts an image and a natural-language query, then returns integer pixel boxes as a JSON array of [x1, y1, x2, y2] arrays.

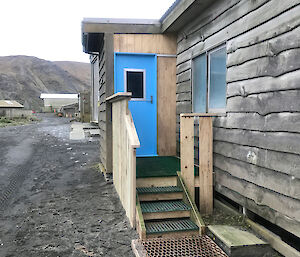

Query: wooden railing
[[180, 113, 217, 215], [107, 92, 140, 227]]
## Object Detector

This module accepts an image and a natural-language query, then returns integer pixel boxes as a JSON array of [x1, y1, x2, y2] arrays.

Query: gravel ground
[[0, 114, 137, 257]]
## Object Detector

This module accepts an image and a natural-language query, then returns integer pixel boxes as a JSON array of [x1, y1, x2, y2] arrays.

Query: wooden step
[[137, 186, 183, 201], [141, 200, 191, 220], [145, 219, 199, 238], [207, 225, 270, 257]]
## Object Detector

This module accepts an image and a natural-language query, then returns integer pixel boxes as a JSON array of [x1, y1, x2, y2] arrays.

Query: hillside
[[0, 56, 90, 110]]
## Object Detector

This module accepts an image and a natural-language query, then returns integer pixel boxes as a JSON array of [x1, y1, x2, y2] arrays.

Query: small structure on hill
[[40, 93, 79, 113]]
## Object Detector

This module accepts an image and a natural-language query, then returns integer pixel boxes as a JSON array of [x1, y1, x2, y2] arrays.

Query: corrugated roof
[[0, 100, 24, 108], [40, 93, 78, 99]]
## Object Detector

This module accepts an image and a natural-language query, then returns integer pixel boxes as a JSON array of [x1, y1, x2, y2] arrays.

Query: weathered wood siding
[[176, 0, 300, 237], [96, 33, 114, 173], [98, 45, 106, 172]]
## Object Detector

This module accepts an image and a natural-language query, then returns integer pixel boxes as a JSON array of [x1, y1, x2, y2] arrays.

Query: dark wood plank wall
[[98, 45, 106, 172], [175, 0, 300, 237]]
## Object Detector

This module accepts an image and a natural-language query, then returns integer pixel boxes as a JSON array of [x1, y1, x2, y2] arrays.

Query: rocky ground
[[0, 114, 137, 257]]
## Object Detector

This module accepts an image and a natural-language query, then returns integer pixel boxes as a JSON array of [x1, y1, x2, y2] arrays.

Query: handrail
[[136, 194, 146, 240], [106, 92, 132, 102], [107, 93, 140, 227], [125, 112, 140, 148], [177, 171, 206, 235], [180, 113, 215, 215]]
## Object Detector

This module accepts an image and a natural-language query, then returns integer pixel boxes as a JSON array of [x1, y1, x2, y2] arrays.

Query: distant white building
[[40, 94, 79, 112]]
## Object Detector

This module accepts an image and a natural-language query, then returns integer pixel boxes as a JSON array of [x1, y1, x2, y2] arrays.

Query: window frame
[[192, 43, 227, 114], [124, 68, 146, 101]]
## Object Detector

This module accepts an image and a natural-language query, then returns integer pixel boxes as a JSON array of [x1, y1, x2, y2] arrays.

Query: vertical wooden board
[[199, 117, 213, 214], [120, 100, 127, 204], [113, 34, 177, 54], [105, 33, 114, 174], [112, 102, 119, 194], [130, 148, 137, 227], [157, 57, 177, 156], [180, 116, 195, 199], [110, 95, 139, 227]]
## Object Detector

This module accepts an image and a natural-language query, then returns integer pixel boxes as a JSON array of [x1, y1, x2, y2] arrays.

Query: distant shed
[[40, 93, 79, 112], [0, 100, 24, 109], [0, 100, 32, 118]]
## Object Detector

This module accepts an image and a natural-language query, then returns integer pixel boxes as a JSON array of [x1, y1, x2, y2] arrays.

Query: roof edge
[[160, 0, 195, 32], [83, 18, 160, 25]]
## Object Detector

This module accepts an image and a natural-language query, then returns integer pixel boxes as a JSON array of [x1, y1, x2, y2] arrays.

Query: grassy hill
[[0, 56, 90, 110]]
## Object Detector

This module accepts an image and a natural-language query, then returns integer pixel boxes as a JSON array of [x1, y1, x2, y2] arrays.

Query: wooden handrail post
[[107, 92, 140, 227], [180, 115, 195, 199], [199, 117, 213, 214]]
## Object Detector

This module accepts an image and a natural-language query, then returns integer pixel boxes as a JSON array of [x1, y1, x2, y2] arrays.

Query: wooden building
[[81, 0, 300, 248], [82, 19, 177, 175], [40, 93, 79, 113], [0, 100, 32, 118]]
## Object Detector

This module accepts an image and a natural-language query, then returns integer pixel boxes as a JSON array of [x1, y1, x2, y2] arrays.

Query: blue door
[[115, 53, 157, 156]]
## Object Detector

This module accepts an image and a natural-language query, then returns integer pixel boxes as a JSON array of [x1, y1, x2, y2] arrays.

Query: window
[[192, 45, 227, 113], [124, 69, 145, 99]]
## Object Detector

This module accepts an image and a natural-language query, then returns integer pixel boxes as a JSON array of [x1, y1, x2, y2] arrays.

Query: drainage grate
[[146, 219, 198, 234], [141, 200, 191, 213], [141, 235, 228, 257], [137, 186, 183, 194]]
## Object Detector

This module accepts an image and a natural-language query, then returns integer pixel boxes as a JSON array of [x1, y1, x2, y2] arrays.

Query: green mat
[[136, 156, 199, 178]]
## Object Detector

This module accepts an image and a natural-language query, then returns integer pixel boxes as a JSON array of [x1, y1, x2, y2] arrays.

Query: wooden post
[[199, 117, 213, 214], [107, 93, 140, 227], [180, 115, 195, 199]]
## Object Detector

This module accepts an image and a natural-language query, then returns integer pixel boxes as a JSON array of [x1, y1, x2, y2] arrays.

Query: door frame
[[114, 52, 158, 156]]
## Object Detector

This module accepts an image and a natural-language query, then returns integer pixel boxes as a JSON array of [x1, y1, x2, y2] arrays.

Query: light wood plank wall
[[157, 57, 176, 155], [114, 34, 177, 54], [175, 0, 300, 237], [114, 34, 177, 156]]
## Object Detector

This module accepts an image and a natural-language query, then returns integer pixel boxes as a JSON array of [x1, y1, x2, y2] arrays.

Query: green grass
[[0, 116, 39, 127]]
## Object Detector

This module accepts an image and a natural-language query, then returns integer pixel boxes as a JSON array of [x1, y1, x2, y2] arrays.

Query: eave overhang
[[81, 0, 214, 54], [161, 0, 214, 33], [81, 18, 161, 54]]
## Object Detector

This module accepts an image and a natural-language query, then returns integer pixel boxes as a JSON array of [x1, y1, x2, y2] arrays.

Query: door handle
[[145, 96, 153, 104]]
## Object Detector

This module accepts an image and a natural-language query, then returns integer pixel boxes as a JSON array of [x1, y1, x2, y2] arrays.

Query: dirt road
[[0, 114, 137, 257]]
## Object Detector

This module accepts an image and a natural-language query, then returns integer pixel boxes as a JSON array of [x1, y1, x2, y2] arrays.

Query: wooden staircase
[[136, 173, 205, 240]]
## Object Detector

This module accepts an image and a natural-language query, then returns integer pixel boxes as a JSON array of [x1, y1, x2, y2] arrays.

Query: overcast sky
[[0, 0, 174, 63]]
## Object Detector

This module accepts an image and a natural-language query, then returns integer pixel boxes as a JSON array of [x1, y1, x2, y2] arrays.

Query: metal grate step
[[141, 200, 191, 213], [138, 235, 228, 257], [137, 186, 182, 194], [146, 219, 198, 234]]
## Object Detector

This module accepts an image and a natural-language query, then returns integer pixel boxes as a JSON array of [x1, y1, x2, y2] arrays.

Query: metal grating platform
[[141, 200, 191, 213], [146, 219, 198, 234], [137, 186, 183, 194], [141, 235, 228, 257]]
